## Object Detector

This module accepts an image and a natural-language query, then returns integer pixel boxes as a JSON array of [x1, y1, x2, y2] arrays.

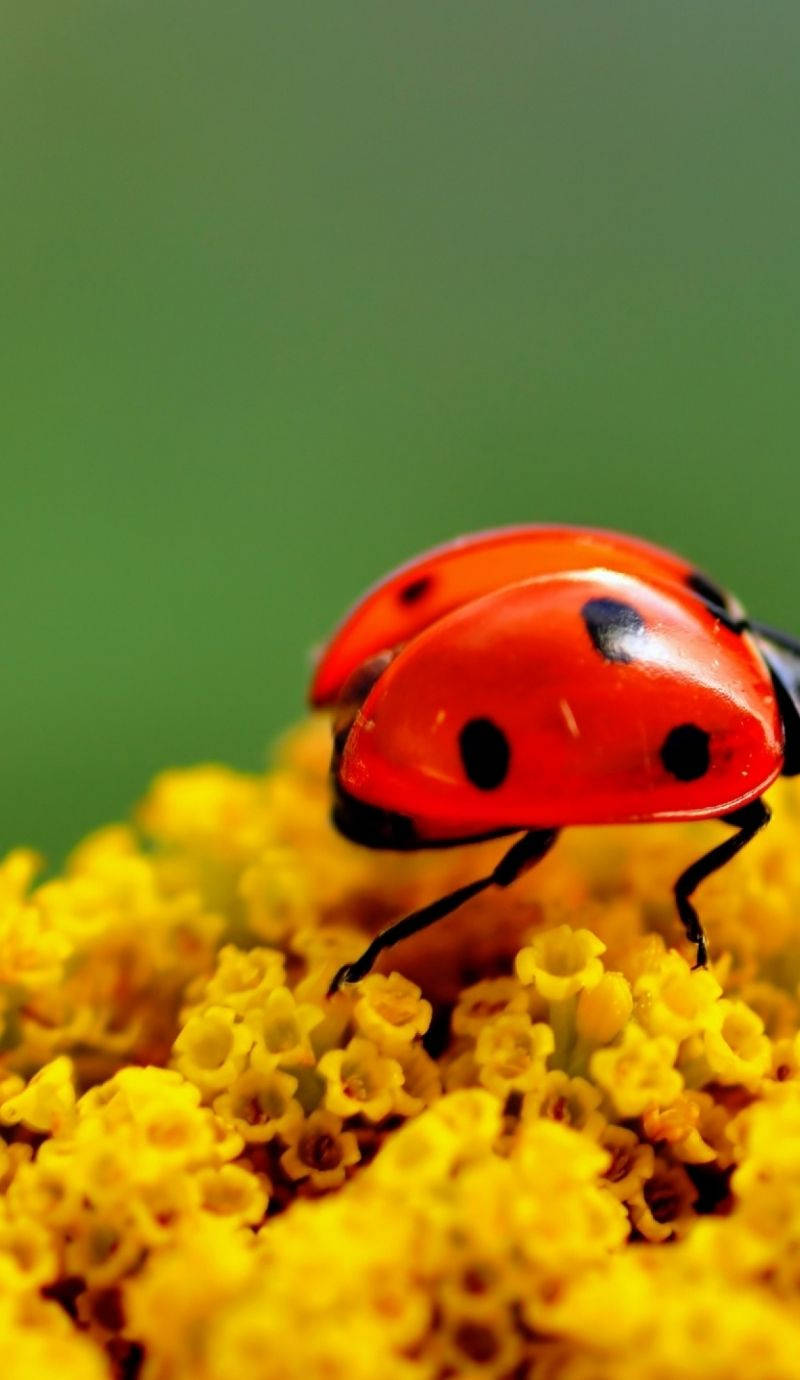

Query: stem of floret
[[548, 996, 578, 1071]]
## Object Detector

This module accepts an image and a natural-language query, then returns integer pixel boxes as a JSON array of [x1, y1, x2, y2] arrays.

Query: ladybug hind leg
[[327, 828, 558, 994], [673, 798, 771, 968]]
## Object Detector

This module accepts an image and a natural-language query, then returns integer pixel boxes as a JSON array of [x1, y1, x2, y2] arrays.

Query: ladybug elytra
[[310, 527, 800, 992]]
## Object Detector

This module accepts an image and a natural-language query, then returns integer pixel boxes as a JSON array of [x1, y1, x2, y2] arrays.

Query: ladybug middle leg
[[672, 797, 771, 968], [327, 828, 558, 994]]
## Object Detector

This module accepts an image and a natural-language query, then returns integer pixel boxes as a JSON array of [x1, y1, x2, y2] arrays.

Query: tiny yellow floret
[[516, 925, 606, 1001]]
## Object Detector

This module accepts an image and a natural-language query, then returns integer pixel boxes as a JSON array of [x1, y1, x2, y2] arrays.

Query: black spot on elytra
[[458, 717, 510, 790], [581, 598, 645, 664], [686, 569, 730, 614], [398, 574, 432, 605], [660, 723, 711, 782]]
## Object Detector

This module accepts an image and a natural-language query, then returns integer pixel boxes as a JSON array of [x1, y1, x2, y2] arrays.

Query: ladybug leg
[[672, 798, 771, 968], [746, 619, 800, 658], [327, 828, 558, 994], [693, 586, 800, 664]]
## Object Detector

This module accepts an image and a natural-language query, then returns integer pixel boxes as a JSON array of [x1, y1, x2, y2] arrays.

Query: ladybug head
[[329, 649, 424, 848], [330, 650, 398, 778]]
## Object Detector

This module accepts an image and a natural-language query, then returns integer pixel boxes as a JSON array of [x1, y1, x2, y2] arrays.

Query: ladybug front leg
[[672, 798, 770, 968], [327, 828, 558, 994]]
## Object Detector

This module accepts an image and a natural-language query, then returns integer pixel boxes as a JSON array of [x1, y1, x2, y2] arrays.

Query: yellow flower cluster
[[2, 715, 800, 1377]]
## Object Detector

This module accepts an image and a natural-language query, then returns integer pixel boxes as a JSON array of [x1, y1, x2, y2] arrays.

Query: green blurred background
[[2, 1, 799, 862]]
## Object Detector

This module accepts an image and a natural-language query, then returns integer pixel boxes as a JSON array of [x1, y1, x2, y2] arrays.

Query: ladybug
[[310, 527, 800, 993]]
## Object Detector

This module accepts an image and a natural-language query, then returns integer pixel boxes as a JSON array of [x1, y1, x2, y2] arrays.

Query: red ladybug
[[311, 527, 800, 992]]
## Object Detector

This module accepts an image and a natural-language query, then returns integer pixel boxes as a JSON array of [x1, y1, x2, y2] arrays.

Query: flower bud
[[576, 973, 633, 1045]]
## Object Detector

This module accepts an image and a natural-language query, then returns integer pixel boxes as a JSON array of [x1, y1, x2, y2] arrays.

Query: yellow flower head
[[197, 1164, 270, 1226], [318, 1037, 404, 1121], [771, 1036, 800, 1084], [392, 1045, 442, 1117], [433, 1298, 525, 1380], [172, 1006, 254, 1095], [7, 1147, 82, 1231], [509, 1120, 630, 1277], [740, 979, 799, 1041], [138, 764, 267, 864], [429, 1088, 504, 1150], [368, 1103, 470, 1189], [0, 1213, 60, 1290], [239, 849, 314, 946], [628, 1157, 698, 1242], [0, 850, 42, 910], [4, 718, 800, 1379], [189, 943, 286, 1017], [590, 1022, 683, 1117], [0, 874, 74, 991], [516, 926, 606, 1002], [635, 951, 722, 1041], [78, 1065, 237, 1179], [243, 986, 324, 1067], [0, 1057, 76, 1135], [475, 1014, 555, 1096], [600, 1125, 655, 1202], [702, 999, 772, 1089], [280, 1110, 360, 1190], [522, 1071, 605, 1139], [353, 972, 433, 1049], [11, 1331, 111, 1380], [213, 1065, 302, 1143], [124, 1216, 256, 1369], [451, 977, 530, 1039], [642, 1089, 726, 1166]]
